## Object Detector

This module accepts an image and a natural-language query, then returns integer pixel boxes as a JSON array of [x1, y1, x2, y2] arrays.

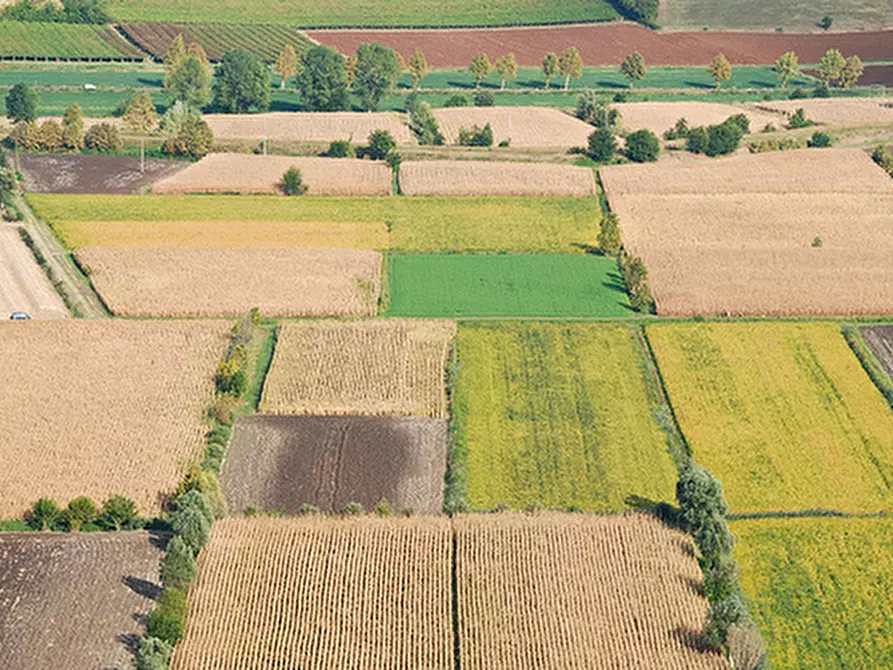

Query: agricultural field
[[454, 513, 727, 670], [399, 160, 595, 197], [602, 149, 893, 316], [171, 517, 453, 670], [19, 154, 187, 195], [754, 97, 893, 126], [220, 415, 448, 514], [118, 22, 313, 62], [260, 320, 455, 418], [152, 154, 392, 196], [433, 107, 592, 148], [0, 21, 143, 59], [203, 111, 413, 144], [385, 254, 632, 318], [0, 532, 164, 670], [648, 322, 893, 514], [864, 326, 893, 378], [614, 101, 782, 136], [733, 517, 893, 669], [0, 320, 227, 517], [0, 227, 68, 321], [453, 323, 677, 510], [75, 247, 382, 317]]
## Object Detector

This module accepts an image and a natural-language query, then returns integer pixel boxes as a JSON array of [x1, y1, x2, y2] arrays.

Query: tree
[[134, 636, 173, 670], [167, 56, 213, 109], [282, 166, 308, 195], [819, 15, 833, 30], [171, 490, 213, 554], [297, 45, 349, 112], [146, 588, 189, 645], [559, 46, 584, 90], [620, 253, 653, 312], [542, 52, 559, 88], [212, 50, 271, 113], [185, 41, 210, 67], [353, 42, 402, 112], [706, 120, 743, 156], [625, 129, 660, 162], [345, 54, 358, 89], [122, 91, 160, 132], [6, 83, 38, 123], [597, 212, 622, 255], [98, 495, 137, 529], [620, 51, 646, 87], [65, 497, 97, 531], [162, 116, 213, 158], [0, 167, 17, 203], [275, 44, 300, 89], [576, 92, 620, 128], [494, 53, 517, 90], [839, 54, 864, 88], [775, 51, 799, 87], [872, 144, 893, 175], [161, 536, 196, 590], [61, 103, 84, 150], [39, 120, 62, 151], [469, 52, 491, 88], [84, 123, 122, 153], [163, 34, 186, 79], [816, 48, 846, 85], [587, 127, 617, 162], [727, 622, 767, 670], [703, 594, 747, 650], [707, 53, 731, 88], [808, 131, 832, 148], [409, 100, 444, 145], [407, 48, 428, 89], [27, 498, 61, 530], [365, 129, 396, 160]]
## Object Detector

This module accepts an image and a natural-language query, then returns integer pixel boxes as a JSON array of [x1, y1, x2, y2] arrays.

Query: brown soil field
[[433, 107, 592, 148], [859, 64, 893, 87], [171, 516, 453, 670], [0, 225, 68, 320], [220, 415, 448, 515], [864, 326, 893, 379], [0, 532, 164, 670], [615, 101, 782, 136], [152, 153, 392, 196], [203, 111, 413, 144], [307, 24, 893, 67], [0, 321, 226, 517], [18, 154, 187, 195], [75, 247, 382, 317], [400, 160, 595, 196], [454, 512, 727, 670], [752, 97, 893, 127], [602, 149, 893, 316], [261, 320, 455, 418]]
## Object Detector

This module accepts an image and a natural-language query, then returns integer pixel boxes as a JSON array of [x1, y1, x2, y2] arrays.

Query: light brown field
[[751, 97, 893, 127], [171, 516, 454, 670], [260, 319, 456, 418], [615, 101, 782, 136], [433, 107, 593, 148], [0, 320, 227, 517], [152, 153, 392, 196], [203, 111, 414, 144], [76, 247, 382, 317], [0, 225, 68, 320], [399, 160, 595, 196], [454, 512, 727, 670]]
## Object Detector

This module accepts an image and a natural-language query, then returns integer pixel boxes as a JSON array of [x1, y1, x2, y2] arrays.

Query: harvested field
[[18, 154, 187, 195], [220, 415, 448, 515], [171, 517, 453, 670], [752, 98, 893, 127], [455, 513, 727, 670], [0, 226, 68, 320], [864, 326, 893, 379], [204, 111, 413, 145], [152, 153, 392, 196], [433, 107, 592, 148], [308, 24, 893, 67], [614, 101, 782, 135], [261, 320, 455, 418], [648, 322, 893, 514], [400, 160, 594, 196], [0, 532, 164, 670], [75, 247, 381, 317], [0, 320, 227, 517]]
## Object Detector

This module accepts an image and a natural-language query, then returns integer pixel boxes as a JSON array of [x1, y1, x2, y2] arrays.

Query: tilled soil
[[864, 326, 893, 379], [221, 415, 448, 515], [17, 154, 187, 194]]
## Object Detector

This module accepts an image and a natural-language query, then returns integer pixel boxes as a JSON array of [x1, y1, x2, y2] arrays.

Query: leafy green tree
[[816, 48, 845, 85], [625, 129, 660, 162], [297, 45, 349, 112], [774, 51, 799, 87], [787, 107, 812, 129], [39, 120, 63, 151], [409, 101, 444, 145], [541, 52, 559, 88], [839, 55, 864, 88], [146, 588, 189, 645], [559, 46, 584, 90], [620, 51, 646, 87], [163, 34, 186, 80], [171, 490, 213, 554], [345, 53, 358, 89], [407, 48, 428, 89], [282, 166, 308, 195], [122, 91, 160, 132], [808, 131, 832, 148], [98, 495, 138, 530], [84, 122, 122, 153], [469, 52, 491, 88], [0, 167, 17, 203], [365, 129, 396, 160], [576, 92, 620, 128], [707, 53, 731, 88], [161, 536, 196, 590], [212, 50, 271, 113], [353, 42, 402, 111], [134, 636, 173, 670], [62, 103, 85, 150], [167, 56, 212, 110], [819, 15, 833, 30], [706, 120, 743, 156], [6, 83, 38, 123], [275, 44, 300, 89], [27, 498, 61, 530], [494, 53, 517, 90], [162, 116, 214, 158], [703, 594, 747, 649], [587, 127, 617, 162], [597, 212, 622, 255]]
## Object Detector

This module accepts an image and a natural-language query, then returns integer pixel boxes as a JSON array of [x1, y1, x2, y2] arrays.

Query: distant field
[[0, 21, 143, 59], [454, 323, 677, 510], [659, 0, 893, 31], [433, 107, 592, 148], [385, 254, 633, 318], [733, 517, 893, 669], [648, 322, 893, 514], [399, 161, 595, 197]]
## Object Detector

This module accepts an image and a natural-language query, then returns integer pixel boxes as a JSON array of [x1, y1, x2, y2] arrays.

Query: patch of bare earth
[[864, 326, 893, 378], [17, 154, 188, 194], [400, 160, 595, 196]]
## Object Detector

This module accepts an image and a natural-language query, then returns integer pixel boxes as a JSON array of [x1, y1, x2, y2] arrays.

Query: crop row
[[0, 21, 143, 59]]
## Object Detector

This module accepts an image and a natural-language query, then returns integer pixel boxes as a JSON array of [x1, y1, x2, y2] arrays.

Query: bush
[[341, 502, 364, 516], [6, 121, 41, 151], [202, 441, 227, 473], [624, 129, 660, 162], [65, 496, 97, 531], [457, 123, 494, 147], [38, 120, 63, 151], [619, 252, 654, 313], [684, 125, 708, 153], [443, 94, 468, 107], [703, 594, 747, 650], [409, 101, 444, 145], [611, 0, 659, 24], [161, 535, 196, 590], [789, 87, 808, 99], [98, 495, 138, 530], [365, 129, 396, 160], [597, 211, 622, 256], [326, 139, 352, 157], [812, 82, 831, 98], [215, 358, 247, 397], [27, 497, 61, 530], [787, 108, 813, 129], [808, 131, 832, 148], [587, 127, 617, 162], [134, 636, 173, 670], [171, 489, 213, 553], [727, 622, 767, 670], [146, 588, 189, 645], [872, 144, 893, 175], [663, 117, 689, 140], [161, 117, 213, 159], [177, 466, 227, 520], [282, 166, 308, 195], [706, 120, 743, 157], [207, 394, 236, 425], [84, 122, 122, 153], [724, 113, 750, 135], [474, 90, 495, 107], [374, 498, 393, 516]]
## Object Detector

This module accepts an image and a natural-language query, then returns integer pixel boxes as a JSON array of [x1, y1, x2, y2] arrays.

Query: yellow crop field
[[260, 320, 456, 418], [433, 107, 593, 148], [171, 516, 453, 670], [0, 321, 227, 517], [399, 160, 595, 197], [648, 322, 893, 513], [733, 517, 893, 669], [454, 513, 727, 670]]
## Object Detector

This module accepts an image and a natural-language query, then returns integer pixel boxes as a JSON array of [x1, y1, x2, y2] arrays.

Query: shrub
[[612, 0, 658, 24], [724, 113, 750, 135], [726, 622, 767, 670], [812, 82, 831, 98], [208, 424, 232, 443], [619, 252, 654, 313], [812, 235, 823, 247], [703, 594, 747, 650], [84, 122, 122, 153], [808, 131, 832, 148], [624, 129, 660, 162], [65, 496, 97, 531], [282, 166, 308, 195], [706, 120, 743, 157], [663, 117, 690, 140], [872, 144, 893, 175], [202, 441, 227, 473], [685, 126, 708, 153], [208, 394, 237, 425], [215, 358, 247, 397], [98, 495, 138, 530], [297, 503, 320, 515], [365, 129, 396, 160], [409, 101, 444, 145], [703, 554, 739, 603], [457, 123, 494, 147], [787, 108, 812, 129], [161, 116, 213, 158], [597, 212, 622, 256], [62, 103, 84, 150], [134, 636, 173, 670], [244, 503, 261, 516], [341, 502, 364, 516], [146, 588, 189, 645], [7, 121, 42, 151], [498, 138, 510, 147], [38, 120, 63, 151], [587, 127, 617, 162], [171, 489, 213, 553], [326, 139, 352, 157], [474, 90, 495, 107], [374, 498, 393, 516], [177, 466, 227, 519], [443, 94, 468, 107], [789, 87, 808, 99], [161, 535, 196, 590], [27, 497, 61, 530]]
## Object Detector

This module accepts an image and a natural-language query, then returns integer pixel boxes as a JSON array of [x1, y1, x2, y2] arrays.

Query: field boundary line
[[730, 509, 891, 520], [110, 24, 155, 62]]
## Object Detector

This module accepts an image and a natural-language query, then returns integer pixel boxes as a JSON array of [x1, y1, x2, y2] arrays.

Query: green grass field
[[453, 323, 677, 510], [648, 322, 893, 514], [660, 0, 893, 31], [0, 21, 143, 59], [733, 517, 893, 669], [385, 254, 632, 318]]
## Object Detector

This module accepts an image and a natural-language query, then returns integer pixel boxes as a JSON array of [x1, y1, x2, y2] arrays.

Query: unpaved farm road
[[0, 224, 68, 320]]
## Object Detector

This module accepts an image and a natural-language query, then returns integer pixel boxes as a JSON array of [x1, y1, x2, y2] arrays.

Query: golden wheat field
[[152, 154, 392, 196], [751, 97, 893, 126], [0, 321, 227, 517], [76, 247, 382, 317], [614, 101, 781, 135], [171, 516, 454, 670], [399, 160, 595, 196], [260, 320, 456, 418], [203, 111, 414, 144], [433, 107, 593, 148], [454, 513, 728, 670]]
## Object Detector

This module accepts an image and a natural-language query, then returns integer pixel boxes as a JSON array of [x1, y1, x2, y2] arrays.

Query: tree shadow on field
[[672, 626, 710, 653], [684, 80, 713, 89], [624, 494, 682, 527], [124, 575, 162, 601]]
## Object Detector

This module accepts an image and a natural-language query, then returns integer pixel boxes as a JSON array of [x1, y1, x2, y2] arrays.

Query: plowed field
[[204, 112, 413, 145], [433, 107, 592, 148], [864, 326, 893, 379], [19, 154, 187, 195], [400, 160, 595, 196]]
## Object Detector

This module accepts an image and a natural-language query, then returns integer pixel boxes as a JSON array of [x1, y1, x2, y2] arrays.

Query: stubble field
[[0, 226, 69, 321], [203, 112, 413, 144], [753, 98, 893, 126], [614, 101, 781, 136], [433, 107, 592, 148], [399, 160, 595, 197]]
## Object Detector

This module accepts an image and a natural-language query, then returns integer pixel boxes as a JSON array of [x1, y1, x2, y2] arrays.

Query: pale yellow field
[[203, 111, 414, 144], [76, 247, 382, 317], [152, 154, 392, 196], [433, 107, 593, 148], [261, 319, 456, 418], [615, 101, 782, 135], [751, 97, 893, 126], [400, 160, 595, 196], [0, 320, 227, 517]]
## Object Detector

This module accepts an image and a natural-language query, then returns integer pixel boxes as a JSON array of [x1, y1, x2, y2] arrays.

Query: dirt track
[[0, 225, 67, 320]]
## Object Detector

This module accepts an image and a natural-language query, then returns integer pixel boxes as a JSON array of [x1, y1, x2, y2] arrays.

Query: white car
[[9, 312, 31, 320], [84, 83, 97, 90]]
